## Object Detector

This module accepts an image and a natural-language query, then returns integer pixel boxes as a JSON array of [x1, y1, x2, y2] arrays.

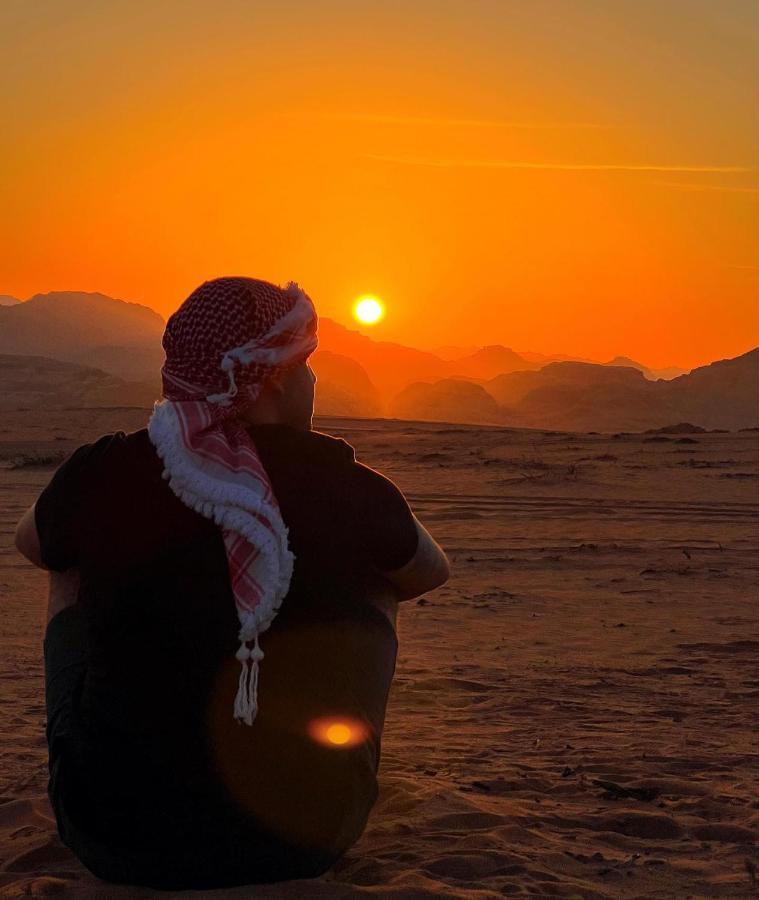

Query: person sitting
[[14, 276, 450, 890]]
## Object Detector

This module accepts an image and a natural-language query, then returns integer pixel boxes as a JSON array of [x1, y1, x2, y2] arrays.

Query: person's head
[[236, 357, 317, 430], [159, 276, 318, 429]]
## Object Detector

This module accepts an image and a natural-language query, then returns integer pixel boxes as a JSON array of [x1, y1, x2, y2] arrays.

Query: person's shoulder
[[247, 423, 356, 464], [62, 428, 154, 473], [65, 430, 126, 464], [36, 431, 131, 512], [304, 427, 356, 463]]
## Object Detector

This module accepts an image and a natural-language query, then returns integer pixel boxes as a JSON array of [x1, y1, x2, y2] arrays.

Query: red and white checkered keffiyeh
[[147, 277, 318, 725]]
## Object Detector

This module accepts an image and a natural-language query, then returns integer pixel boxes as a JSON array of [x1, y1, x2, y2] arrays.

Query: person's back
[[18, 276, 450, 890], [38, 422, 423, 887]]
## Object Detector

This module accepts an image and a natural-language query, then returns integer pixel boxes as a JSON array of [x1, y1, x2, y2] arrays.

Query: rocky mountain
[[316, 326, 537, 398], [494, 365, 676, 432], [389, 378, 501, 425], [485, 354, 758, 431], [430, 344, 480, 361], [659, 348, 759, 431], [389, 351, 759, 431], [443, 345, 538, 381], [69, 345, 166, 382], [488, 361, 649, 404], [653, 365, 690, 381], [515, 350, 596, 365], [0, 355, 159, 409], [604, 356, 655, 378], [604, 355, 687, 381], [407, 362, 673, 432], [316, 318, 450, 399], [0, 292, 165, 363], [310, 350, 382, 418], [0, 288, 751, 431], [0, 350, 381, 420]]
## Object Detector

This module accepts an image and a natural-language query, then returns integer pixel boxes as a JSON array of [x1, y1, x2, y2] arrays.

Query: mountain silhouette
[[488, 361, 648, 405], [0, 355, 159, 409], [604, 356, 655, 378], [390, 378, 501, 425], [316, 318, 449, 399], [381, 355, 758, 431], [492, 363, 673, 432], [0, 292, 164, 366], [444, 345, 538, 380], [0, 288, 754, 431], [659, 348, 759, 431], [604, 355, 687, 381], [309, 350, 382, 417], [430, 344, 480, 361]]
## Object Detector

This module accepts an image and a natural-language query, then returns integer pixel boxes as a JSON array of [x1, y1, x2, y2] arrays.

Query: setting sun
[[353, 296, 385, 326]]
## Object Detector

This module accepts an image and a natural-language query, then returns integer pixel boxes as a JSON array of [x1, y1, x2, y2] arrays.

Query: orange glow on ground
[[307, 716, 370, 749]]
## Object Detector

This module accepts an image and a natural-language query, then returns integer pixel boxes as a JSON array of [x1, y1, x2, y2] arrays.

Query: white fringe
[[147, 280, 316, 725], [147, 400, 295, 725]]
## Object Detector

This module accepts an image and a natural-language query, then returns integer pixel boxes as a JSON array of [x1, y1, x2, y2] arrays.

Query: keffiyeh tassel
[[234, 634, 265, 726]]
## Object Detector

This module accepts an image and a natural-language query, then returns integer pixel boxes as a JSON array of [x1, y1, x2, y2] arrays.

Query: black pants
[[43, 605, 341, 890]]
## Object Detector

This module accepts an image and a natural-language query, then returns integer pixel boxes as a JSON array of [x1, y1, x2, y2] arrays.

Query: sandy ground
[[1, 411, 758, 899]]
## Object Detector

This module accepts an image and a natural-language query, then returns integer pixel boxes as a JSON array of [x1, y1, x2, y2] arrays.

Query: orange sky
[[1, 0, 757, 369]]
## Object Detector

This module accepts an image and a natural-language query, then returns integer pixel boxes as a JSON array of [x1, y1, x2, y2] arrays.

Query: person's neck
[[240, 416, 311, 432]]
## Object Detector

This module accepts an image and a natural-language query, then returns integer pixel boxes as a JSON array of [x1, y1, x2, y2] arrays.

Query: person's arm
[[376, 513, 450, 602], [345, 457, 451, 605], [46, 568, 81, 623], [16, 434, 116, 575], [15, 501, 81, 621], [14, 502, 47, 570]]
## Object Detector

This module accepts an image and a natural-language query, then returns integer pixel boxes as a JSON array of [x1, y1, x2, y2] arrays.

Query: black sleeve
[[347, 461, 419, 571], [34, 433, 120, 572]]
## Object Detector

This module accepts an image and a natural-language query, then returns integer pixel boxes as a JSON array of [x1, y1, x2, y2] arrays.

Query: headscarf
[[147, 276, 318, 725]]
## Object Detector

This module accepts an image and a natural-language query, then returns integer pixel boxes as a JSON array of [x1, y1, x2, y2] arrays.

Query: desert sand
[[1, 410, 758, 898]]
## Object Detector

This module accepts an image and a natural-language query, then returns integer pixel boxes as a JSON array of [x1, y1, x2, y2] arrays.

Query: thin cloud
[[651, 181, 759, 193], [321, 113, 610, 129], [365, 154, 753, 174]]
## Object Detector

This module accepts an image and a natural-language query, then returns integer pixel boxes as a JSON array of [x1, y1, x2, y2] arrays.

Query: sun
[[352, 295, 385, 325]]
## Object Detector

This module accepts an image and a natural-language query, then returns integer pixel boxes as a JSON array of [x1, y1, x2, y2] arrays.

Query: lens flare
[[352, 296, 385, 325], [307, 715, 370, 749], [326, 723, 351, 744]]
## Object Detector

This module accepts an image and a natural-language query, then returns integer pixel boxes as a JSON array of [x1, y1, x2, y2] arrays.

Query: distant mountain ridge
[[604, 355, 688, 381], [391, 379, 501, 424], [0, 291, 166, 381], [0, 288, 752, 432], [0, 354, 158, 409]]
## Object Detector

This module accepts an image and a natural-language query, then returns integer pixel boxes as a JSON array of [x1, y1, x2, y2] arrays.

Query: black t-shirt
[[35, 423, 418, 862]]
